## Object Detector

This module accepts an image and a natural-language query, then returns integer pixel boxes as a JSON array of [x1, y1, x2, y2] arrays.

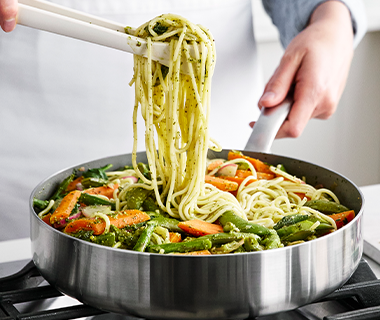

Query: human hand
[[256, 1, 354, 139], [0, 0, 18, 32]]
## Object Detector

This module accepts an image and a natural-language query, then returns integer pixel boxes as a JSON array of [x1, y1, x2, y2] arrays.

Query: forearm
[[309, 1, 353, 37]]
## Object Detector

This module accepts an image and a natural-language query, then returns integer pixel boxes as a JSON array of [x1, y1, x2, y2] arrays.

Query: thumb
[[259, 50, 304, 108], [0, 0, 18, 32]]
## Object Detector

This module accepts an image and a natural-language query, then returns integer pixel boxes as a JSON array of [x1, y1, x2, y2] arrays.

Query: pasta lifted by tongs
[[16, 0, 201, 73]]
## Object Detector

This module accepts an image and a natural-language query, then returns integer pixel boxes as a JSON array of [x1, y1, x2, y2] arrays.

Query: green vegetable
[[125, 187, 152, 210], [276, 220, 315, 242], [273, 214, 310, 230], [219, 211, 270, 236], [304, 200, 349, 215], [111, 225, 141, 249], [137, 162, 151, 180], [142, 196, 159, 211], [79, 193, 115, 210], [33, 198, 49, 210], [260, 229, 282, 249], [133, 220, 158, 252], [151, 217, 183, 233], [244, 236, 263, 251], [81, 164, 113, 188], [152, 22, 169, 35], [50, 173, 75, 200], [92, 232, 116, 247], [211, 240, 244, 254], [148, 238, 212, 254], [198, 232, 259, 246]]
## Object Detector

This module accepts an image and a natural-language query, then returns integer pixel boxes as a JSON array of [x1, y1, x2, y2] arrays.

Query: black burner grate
[[0, 259, 380, 320]]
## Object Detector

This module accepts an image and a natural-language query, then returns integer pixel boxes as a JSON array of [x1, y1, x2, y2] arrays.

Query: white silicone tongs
[[244, 96, 293, 153], [17, 0, 173, 68]]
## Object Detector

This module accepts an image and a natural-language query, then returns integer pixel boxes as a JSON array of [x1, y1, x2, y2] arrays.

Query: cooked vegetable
[[124, 187, 153, 210], [219, 211, 270, 236], [152, 216, 183, 233], [64, 210, 150, 235], [34, 151, 355, 255], [228, 150, 272, 174], [83, 183, 119, 199], [148, 238, 212, 254], [81, 164, 112, 188], [50, 190, 81, 225], [79, 192, 116, 210], [66, 176, 84, 192], [329, 210, 355, 229], [133, 220, 158, 252], [276, 220, 315, 242], [50, 173, 75, 200], [169, 232, 182, 243], [273, 214, 310, 230], [178, 219, 224, 237], [204, 175, 239, 192], [304, 200, 349, 215]]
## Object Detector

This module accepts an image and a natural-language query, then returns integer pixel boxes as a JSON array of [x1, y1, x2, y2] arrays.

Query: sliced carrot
[[228, 151, 272, 174], [329, 210, 355, 229], [169, 232, 182, 243], [64, 209, 150, 235], [207, 159, 224, 172], [257, 172, 276, 180], [50, 190, 81, 225], [235, 169, 253, 178], [205, 175, 238, 192], [178, 219, 224, 237], [64, 218, 105, 235], [110, 210, 150, 229], [66, 176, 84, 192], [219, 176, 255, 187], [83, 183, 119, 199], [174, 250, 211, 255], [42, 213, 52, 225]]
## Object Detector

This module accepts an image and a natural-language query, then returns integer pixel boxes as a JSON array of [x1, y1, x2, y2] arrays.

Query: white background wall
[[253, 0, 380, 187]]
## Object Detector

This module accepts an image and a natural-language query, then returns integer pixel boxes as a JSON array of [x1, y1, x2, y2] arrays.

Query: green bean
[[273, 214, 309, 230], [125, 187, 152, 210], [133, 221, 158, 252], [151, 217, 183, 233], [92, 232, 116, 247], [79, 193, 115, 210], [198, 232, 259, 246], [276, 220, 315, 242], [50, 173, 75, 200], [219, 211, 270, 236], [142, 196, 160, 212], [244, 236, 263, 252], [304, 200, 349, 215], [147, 238, 212, 254], [137, 162, 151, 180], [260, 229, 282, 250]]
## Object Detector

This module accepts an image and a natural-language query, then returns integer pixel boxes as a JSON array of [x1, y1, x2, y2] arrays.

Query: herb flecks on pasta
[[129, 14, 241, 223]]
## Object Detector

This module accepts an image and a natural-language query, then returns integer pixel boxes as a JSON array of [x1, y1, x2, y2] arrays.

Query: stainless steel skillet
[[29, 148, 363, 319]]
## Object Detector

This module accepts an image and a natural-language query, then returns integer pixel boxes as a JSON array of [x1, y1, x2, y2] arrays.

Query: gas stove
[[1, 257, 380, 320]]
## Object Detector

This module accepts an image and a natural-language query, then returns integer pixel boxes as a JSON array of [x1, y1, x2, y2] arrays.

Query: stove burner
[[0, 259, 380, 320]]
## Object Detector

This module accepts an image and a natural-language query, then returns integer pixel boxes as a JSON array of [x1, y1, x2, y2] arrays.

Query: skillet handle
[[244, 96, 293, 153]]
